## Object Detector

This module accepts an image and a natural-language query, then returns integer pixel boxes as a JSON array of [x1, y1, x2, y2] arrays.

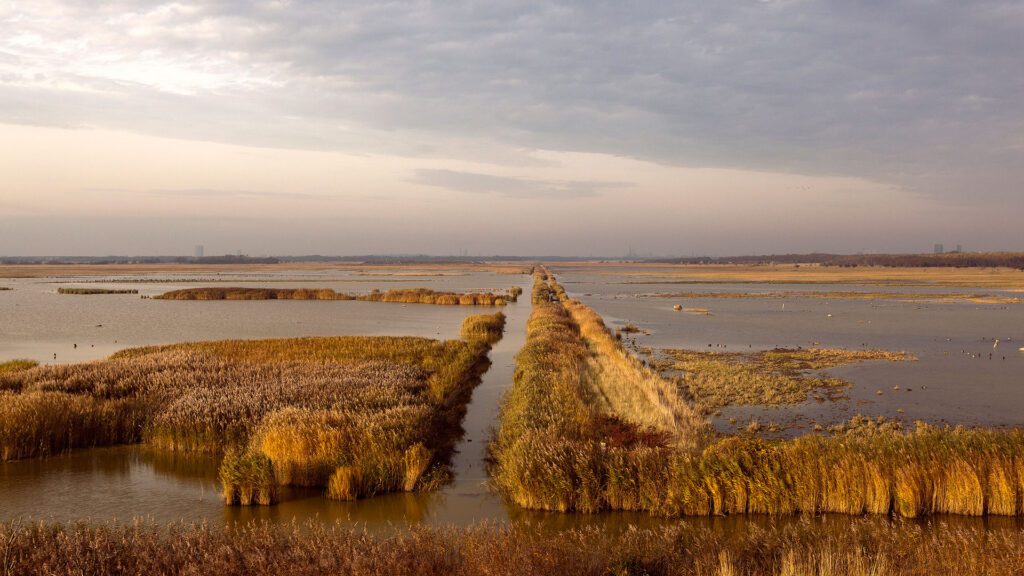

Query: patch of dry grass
[[460, 311, 507, 344], [57, 287, 139, 295], [493, 269, 1024, 518], [0, 314, 505, 505], [3, 518, 1024, 575], [154, 286, 516, 305], [665, 347, 914, 410]]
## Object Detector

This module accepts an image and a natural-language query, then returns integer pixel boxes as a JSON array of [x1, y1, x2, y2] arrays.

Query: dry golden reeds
[[1, 312, 505, 506], [153, 286, 514, 305], [2, 517, 1024, 575], [491, 268, 1024, 518]]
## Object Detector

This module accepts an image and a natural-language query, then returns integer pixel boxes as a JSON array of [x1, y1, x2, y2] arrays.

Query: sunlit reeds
[[153, 286, 515, 305], [57, 287, 139, 294], [0, 313, 504, 505], [3, 517, 1024, 575], [460, 311, 507, 344], [666, 347, 914, 409], [492, 268, 1024, 517]]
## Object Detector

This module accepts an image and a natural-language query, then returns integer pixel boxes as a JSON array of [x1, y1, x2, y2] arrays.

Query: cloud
[[0, 0, 1022, 205], [410, 169, 624, 199]]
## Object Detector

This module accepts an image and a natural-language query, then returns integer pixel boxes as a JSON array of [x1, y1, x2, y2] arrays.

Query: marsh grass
[[154, 287, 515, 305], [2, 518, 1024, 575], [57, 287, 139, 295], [666, 348, 914, 409], [0, 360, 37, 378], [460, 311, 507, 344], [492, 269, 1024, 518], [0, 314, 504, 505]]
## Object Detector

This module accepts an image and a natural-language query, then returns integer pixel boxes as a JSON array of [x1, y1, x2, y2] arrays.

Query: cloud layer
[[1, 1, 1022, 254]]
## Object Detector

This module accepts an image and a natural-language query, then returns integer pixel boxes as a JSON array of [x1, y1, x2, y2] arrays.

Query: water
[[553, 267, 1024, 435], [0, 270, 520, 364], [3, 266, 1024, 531], [0, 269, 533, 527]]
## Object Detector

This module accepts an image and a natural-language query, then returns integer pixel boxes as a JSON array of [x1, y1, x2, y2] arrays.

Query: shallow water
[[0, 269, 531, 527], [553, 268, 1024, 435], [0, 270, 521, 364], [3, 266, 1024, 532]]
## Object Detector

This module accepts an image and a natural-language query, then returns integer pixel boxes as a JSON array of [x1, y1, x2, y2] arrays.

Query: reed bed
[[57, 287, 138, 295], [153, 287, 356, 300], [154, 286, 516, 305], [460, 312, 507, 344], [0, 359, 37, 377], [358, 288, 511, 305], [0, 314, 504, 505], [665, 348, 914, 409], [2, 518, 1024, 575], [491, 269, 1024, 518]]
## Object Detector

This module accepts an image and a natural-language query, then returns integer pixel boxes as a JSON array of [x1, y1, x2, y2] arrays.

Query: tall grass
[[666, 347, 914, 409], [460, 311, 507, 344], [154, 286, 515, 305], [57, 287, 139, 295], [0, 314, 504, 505], [2, 518, 1024, 575], [153, 287, 355, 300], [491, 268, 1024, 517]]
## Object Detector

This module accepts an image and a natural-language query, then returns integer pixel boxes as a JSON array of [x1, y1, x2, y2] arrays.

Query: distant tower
[[955, 244, 963, 253], [934, 244, 944, 254], [195, 245, 204, 258]]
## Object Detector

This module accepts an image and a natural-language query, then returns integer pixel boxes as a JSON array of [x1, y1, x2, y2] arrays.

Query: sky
[[1, 1, 1022, 257]]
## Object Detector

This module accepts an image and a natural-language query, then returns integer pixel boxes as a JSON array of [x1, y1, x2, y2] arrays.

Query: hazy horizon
[[2, 2, 1023, 256]]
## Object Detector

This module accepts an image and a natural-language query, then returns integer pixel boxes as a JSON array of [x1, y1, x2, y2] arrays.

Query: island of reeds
[[0, 312, 505, 505], [489, 269, 1024, 517], [661, 347, 914, 410], [57, 287, 139, 295], [153, 286, 523, 305]]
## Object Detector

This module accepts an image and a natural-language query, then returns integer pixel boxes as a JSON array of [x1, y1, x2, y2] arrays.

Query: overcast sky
[[1, 1, 1022, 256]]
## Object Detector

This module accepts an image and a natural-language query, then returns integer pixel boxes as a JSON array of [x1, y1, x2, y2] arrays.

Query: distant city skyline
[[1, 2, 1022, 256]]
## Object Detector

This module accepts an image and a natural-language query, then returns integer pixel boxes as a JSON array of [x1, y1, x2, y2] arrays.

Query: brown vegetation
[[57, 287, 139, 295], [492, 269, 1024, 517], [3, 518, 1024, 575], [460, 312, 507, 344], [0, 313, 505, 505], [153, 286, 516, 305], [665, 347, 914, 410]]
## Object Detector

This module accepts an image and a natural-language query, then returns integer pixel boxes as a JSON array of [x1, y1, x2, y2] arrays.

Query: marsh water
[[553, 266, 1024, 435], [2, 266, 1023, 532]]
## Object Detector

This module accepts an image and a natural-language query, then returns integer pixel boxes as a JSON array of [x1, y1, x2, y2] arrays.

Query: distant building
[[955, 244, 963, 253], [195, 245, 204, 258], [934, 244, 944, 254]]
